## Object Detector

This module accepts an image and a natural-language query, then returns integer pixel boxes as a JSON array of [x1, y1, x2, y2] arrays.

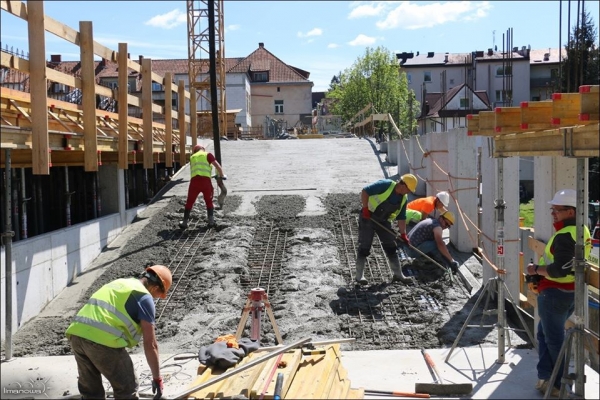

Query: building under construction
[[1, 1, 599, 399]]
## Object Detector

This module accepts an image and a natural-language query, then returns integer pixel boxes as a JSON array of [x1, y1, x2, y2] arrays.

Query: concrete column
[[428, 132, 449, 196], [447, 128, 479, 252], [98, 164, 119, 214], [481, 140, 521, 302]]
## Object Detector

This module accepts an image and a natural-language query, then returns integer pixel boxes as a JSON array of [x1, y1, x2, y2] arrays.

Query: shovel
[[415, 349, 473, 396], [213, 175, 227, 208]]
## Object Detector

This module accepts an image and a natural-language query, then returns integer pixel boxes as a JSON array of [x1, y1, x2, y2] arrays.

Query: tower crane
[[186, 0, 227, 141]]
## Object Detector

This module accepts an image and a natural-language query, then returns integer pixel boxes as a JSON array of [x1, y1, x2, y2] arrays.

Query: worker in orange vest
[[407, 191, 450, 222]]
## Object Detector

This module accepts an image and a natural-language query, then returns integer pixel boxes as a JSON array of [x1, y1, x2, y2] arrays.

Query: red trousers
[[185, 176, 214, 210]]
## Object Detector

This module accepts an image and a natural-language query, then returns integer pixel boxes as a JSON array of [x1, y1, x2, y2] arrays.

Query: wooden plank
[[164, 72, 173, 168], [259, 350, 302, 400], [1, 1, 28, 19], [346, 387, 365, 399], [178, 79, 187, 166], [328, 364, 349, 399], [493, 123, 600, 158], [494, 106, 521, 134], [190, 86, 198, 149], [287, 344, 339, 399], [466, 114, 479, 136], [79, 21, 98, 171], [520, 100, 553, 131], [187, 365, 229, 399], [118, 43, 129, 169], [142, 58, 153, 169], [478, 111, 496, 136], [552, 92, 581, 126], [27, 0, 49, 175], [579, 85, 599, 122], [214, 354, 263, 398], [248, 355, 279, 398]]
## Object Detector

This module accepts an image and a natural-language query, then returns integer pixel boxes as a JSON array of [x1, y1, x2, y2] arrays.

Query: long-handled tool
[[364, 389, 431, 398], [415, 349, 473, 396], [368, 217, 451, 277], [213, 175, 227, 208]]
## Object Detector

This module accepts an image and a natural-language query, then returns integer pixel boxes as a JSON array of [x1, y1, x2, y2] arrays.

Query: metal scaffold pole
[[494, 157, 506, 364]]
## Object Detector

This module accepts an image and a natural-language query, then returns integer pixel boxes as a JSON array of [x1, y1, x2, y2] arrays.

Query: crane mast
[[186, 0, 226, 139]]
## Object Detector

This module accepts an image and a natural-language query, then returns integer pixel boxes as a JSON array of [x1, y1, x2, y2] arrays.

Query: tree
[[326, 46, 419, 138], [560, 10, 599, 92], [559, 10, 599, 202]]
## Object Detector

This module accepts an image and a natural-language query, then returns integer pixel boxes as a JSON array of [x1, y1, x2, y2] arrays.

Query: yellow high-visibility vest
[[66, 278, 148, 348], [367, 181, 407, 222], [538, 225, 592, 284], [190, 151, 212, 178]]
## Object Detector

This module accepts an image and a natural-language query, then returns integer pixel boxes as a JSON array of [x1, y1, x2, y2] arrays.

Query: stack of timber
[[466, 85, 599, 158], [197, 110, 241, 140], [185, 343, 364, 399]]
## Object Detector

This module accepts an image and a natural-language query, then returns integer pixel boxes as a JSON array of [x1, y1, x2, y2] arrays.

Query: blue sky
[[1, 1, 599, 91]]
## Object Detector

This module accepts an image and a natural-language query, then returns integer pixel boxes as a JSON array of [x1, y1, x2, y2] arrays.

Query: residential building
[[529, 48, 566, 101], [418, 83, 492, 133]]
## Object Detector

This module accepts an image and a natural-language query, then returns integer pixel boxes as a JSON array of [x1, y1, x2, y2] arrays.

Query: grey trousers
[[69, 335, 139, 399]]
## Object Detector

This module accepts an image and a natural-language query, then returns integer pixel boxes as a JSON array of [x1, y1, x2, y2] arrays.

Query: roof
[[227, 43, 311, 84], [529, 48, 566, 64], [398, 49, 530, 67], [420, 83, 491, 119]]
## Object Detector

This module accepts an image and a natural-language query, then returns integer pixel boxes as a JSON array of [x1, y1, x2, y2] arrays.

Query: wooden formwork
[[186, 344, 364, 399]]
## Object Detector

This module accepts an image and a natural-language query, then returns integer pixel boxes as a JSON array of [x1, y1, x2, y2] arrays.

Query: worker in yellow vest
[[179, 144, 225, 228], [356, 173, 418, 285], [526, 189, 592, 397], [66, 264, 172, 399]]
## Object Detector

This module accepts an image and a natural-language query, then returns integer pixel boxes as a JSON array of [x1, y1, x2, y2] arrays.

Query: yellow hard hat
[[441, 211, 455, 225], [400, 174, 418, 193], [145, 265, 172, 299]]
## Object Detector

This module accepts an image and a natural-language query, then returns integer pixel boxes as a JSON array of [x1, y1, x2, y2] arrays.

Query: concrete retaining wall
[[1, 169, 147, 341]]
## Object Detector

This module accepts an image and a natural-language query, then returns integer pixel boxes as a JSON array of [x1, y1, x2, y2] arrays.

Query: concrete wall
[[1, 167, 148, 342]]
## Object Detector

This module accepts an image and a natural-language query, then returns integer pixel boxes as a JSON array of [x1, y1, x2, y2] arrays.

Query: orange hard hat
[[145, 265, 172, 299]]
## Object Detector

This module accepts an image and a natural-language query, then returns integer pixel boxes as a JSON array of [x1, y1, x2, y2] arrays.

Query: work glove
[[449, 260, 460, 274], [398, 233, 410, 246], [152, 376, 164, 399], [361, 207, 371, 219]]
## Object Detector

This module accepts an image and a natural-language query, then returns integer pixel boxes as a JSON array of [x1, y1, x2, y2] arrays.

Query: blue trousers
[[406, 240, 446, 265], [536, 288, 574, 389]]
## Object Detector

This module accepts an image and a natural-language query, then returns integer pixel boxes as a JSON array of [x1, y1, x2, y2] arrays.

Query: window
[[406, 73, 412, 84], [495, 65, 513, 76], [430, 121, 436, 132], [449, 78, 455, 85], [459, 98, 469, 108], [253, 72, 268, 82], [277, 87, 280, 92], [152, 82, 163, 91], [53, 82, 67, 93], [550, 68, 559, 79], [275, 100, 284, 114], [495, 90, 513, 102], [424, 71, 432, 82]]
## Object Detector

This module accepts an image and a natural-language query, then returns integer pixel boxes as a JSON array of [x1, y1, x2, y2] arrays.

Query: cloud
[[348, 2, 386, 19], [297, 28, 323, 38], [348, 34, 378, 46], [375, 1, 491, 30], [145, 9, 187, 29], [328, 43, 340, 49], [227, 24, 241, 31]]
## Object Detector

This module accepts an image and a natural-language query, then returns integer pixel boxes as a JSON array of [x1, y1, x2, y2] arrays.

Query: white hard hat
[[436, 191, 450, 208], [548, 189, 577, 207]]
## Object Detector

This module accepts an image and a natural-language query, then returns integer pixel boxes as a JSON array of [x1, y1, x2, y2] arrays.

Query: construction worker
[[66, 264, 172, 399], [179, 144, 225, 228], [526, 189, 592, 397], [406, 211, 460, 273], [407, 191, 450, 221], [355, 173, 418, 285]]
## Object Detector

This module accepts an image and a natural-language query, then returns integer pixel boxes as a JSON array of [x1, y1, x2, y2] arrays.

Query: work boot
[[355, 255, 368, 285], [179, 209, 191, 229], [388, 256, 413, 284], [207, 208, 216, 227]]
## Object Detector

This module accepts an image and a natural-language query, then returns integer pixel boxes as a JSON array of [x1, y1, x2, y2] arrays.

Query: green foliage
[[559, 10, 599, 92], [326, 46, 419, 137], [519, 200, 535, 228]]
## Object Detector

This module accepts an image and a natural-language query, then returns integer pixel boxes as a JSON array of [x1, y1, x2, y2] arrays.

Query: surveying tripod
[[446, 157, 535, 363], [235, 288, 283, 344]]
